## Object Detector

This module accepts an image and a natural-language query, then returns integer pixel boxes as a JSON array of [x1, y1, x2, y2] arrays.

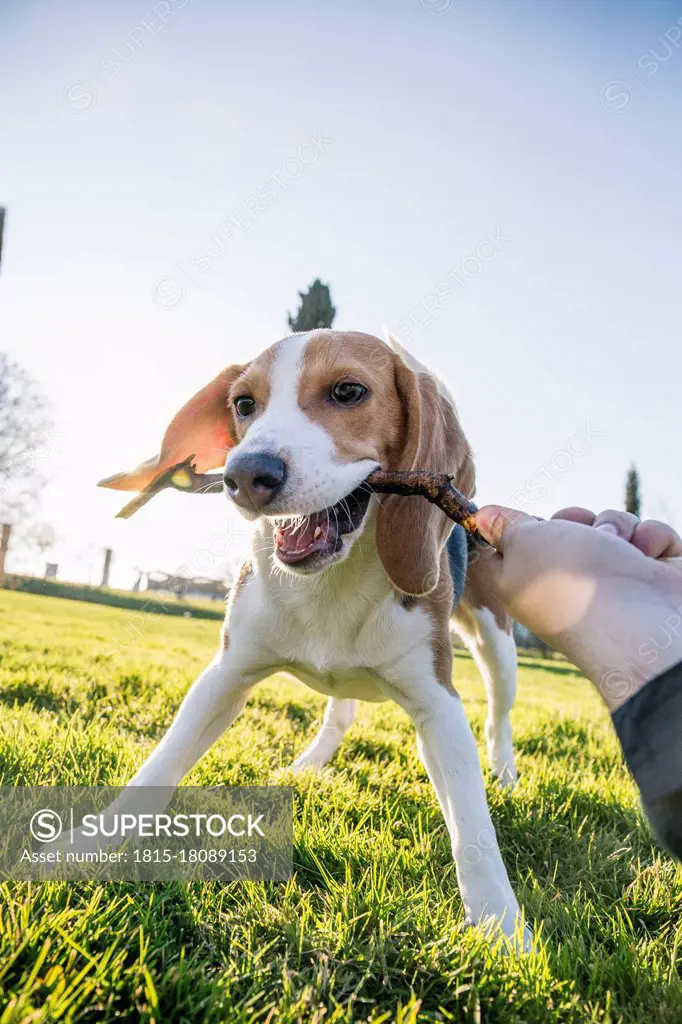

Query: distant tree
[[0, 353, 49, 523], [625, 465, 641, 517], [287, 279, 336, 332]]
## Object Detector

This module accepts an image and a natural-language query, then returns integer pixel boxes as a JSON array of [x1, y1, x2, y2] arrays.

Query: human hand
[[474, 505, 682, 709]]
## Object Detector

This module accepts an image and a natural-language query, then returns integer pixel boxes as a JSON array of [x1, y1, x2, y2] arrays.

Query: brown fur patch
[[297, 331, 406, 465], [296, 330, 475, 599], [462, 546, 511, 632], [99, 362, 249, 492], [376, 360, 474, 597], [222, 559, 253, 650], [417, 548, 458, 694], [225, 341, 283, 444]]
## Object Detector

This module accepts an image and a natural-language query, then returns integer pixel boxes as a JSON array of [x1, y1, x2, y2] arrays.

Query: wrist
[[554, 584, 682, 712]]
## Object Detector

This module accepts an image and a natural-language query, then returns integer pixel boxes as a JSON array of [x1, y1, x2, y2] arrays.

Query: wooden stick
[[114, 456, 222, 519], [113, 459, 488, 545], [366, 469, 486, 543]]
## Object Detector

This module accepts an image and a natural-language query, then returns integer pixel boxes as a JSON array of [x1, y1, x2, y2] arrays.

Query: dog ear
[[376, 344, 474, 596], [98, 365, 244, 491]]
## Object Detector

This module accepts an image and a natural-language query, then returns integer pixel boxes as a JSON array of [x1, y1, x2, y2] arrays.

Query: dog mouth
[[273, 486, 372, 567]]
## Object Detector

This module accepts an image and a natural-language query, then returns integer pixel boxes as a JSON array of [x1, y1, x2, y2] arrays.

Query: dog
[[100, 329, 526, 944]]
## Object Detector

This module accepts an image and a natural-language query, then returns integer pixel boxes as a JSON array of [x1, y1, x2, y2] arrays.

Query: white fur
[[94, 332, 527, 947], [452, 604, 518, 788], [301, 600, 519, 788], [290, 698, 357, 772], [232, 333, 379, 520]]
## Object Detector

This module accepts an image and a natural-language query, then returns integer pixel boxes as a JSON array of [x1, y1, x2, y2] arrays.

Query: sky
[[1, 0, 681, 587]]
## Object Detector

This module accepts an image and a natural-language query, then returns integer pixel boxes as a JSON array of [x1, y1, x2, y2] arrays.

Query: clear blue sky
[[1, 0, 681, 585]]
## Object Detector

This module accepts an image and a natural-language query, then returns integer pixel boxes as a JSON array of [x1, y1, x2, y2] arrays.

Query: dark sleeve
[[612, 659, 682, 860], [446, 524, 468, 609]]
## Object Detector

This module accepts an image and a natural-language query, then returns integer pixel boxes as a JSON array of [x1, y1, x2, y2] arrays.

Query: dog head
[[100, 330, 474, 594]]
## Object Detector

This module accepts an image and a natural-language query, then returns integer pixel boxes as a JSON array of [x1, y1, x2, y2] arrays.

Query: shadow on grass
[[516, 657, 583, 678], [0, 682, 76, 716], [491, 777, 654, 898], [251, 694, 318, 728], [291, 759, 651, 899], [515, 717, 603, 757], [344, 735, 397, 764]]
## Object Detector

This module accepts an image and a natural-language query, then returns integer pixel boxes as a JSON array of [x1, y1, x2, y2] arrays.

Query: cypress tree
[[287, 279, 336, 332], [625, 465, 641, 517]]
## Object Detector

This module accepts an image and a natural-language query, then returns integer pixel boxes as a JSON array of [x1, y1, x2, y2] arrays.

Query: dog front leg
[[390, 679, 529, 948], [54, 652, 255, 858], [127, 652, 254, 789]]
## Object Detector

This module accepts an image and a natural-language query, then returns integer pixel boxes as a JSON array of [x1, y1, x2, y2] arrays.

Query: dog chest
[[261, 590, 433, 700], [282, 662, 388, 702]]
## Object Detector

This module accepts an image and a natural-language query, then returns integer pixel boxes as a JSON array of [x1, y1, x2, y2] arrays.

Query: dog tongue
[[275, 510, 336, 563]]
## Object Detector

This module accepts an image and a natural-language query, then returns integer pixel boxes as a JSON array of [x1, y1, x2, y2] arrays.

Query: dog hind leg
[[452, 600, 518, 788], [288, 697, 357, 773]]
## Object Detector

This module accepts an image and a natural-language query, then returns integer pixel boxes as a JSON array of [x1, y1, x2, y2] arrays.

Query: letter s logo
[[30, 809, 63, 843]]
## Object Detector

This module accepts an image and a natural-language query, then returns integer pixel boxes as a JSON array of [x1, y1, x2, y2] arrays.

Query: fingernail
[[596, 523, 619, 537]]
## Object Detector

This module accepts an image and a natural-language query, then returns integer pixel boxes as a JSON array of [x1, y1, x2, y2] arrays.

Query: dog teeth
[[313, 526, 322, 540]]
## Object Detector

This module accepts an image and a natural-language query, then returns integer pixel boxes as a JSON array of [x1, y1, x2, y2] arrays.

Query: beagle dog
[[101, 329, 526, 944]]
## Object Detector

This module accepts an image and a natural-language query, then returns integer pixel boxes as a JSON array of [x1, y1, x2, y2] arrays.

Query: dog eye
[[234, 395, 256, 418], [330, 381, 367, 406]]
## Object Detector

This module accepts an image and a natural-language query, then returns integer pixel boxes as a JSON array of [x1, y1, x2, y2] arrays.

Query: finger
[[631, 520, 682, 559], [550, 507, 596, 525], [475, 505, 532, 552], [593, 510, 640, 541]]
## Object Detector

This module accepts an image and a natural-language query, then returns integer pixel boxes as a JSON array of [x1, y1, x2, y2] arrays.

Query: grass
[[0, 589, 680, 1023], [3, 575, 225, 620]]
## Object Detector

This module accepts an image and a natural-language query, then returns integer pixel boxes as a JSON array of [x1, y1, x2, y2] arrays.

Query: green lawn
[[0, 590, 680, 1023]]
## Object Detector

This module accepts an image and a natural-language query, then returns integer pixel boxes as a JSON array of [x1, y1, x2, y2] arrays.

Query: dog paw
[[462, 905, 532, 950], [486, 723, 518, 791], [464, 911, 533, 954], [492, 762, 518, 790]]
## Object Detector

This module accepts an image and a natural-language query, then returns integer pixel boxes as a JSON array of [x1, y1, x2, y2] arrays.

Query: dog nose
[[223, 452, 286, 510]]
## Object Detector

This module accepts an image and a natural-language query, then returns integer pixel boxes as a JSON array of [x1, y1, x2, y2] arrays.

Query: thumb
[[475, 505, 533, 551]]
